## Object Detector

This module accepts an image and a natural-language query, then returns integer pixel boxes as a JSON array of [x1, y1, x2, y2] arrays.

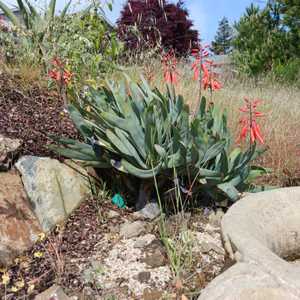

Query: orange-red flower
[[201, 62, 222, 91], [48, 58, 72, 85], [191, 45, 209, 81], [191, 45, 222, 91], [238, 98, 265, 144], [162, 49, 179, 85]]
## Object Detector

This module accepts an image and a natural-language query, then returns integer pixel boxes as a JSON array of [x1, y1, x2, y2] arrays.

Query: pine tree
[[232, 3, 289, 76], [211, 17, 233, 55], [117, 0, 198, 56]]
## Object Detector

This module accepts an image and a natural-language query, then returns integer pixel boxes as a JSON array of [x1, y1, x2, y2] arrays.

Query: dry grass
[[122, 60, 300, 186]]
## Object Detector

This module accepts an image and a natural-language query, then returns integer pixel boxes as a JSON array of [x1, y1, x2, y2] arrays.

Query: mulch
[[0, 73, 79, 158]]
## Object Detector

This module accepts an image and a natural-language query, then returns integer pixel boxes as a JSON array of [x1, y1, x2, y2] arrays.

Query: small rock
[[0, 135, 22, 171], [0, 171, 42, 266], [199, 241, 213, 253], [35, 285, 70, 300], [134, 239, 148, 249], [134, 202, 161, 220], [208, 209, 224, 226], [107, 209, 120, 219], [143, 249, 166, 268], [209, 243, 225, 255], [138, 271, 151, 283], [143, 289, 163, 300], [199, 241, 224, 255], [120, 221, 146, 239]]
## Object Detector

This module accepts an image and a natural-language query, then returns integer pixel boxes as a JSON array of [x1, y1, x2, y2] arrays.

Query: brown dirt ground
[[0, 73, 79, 158]]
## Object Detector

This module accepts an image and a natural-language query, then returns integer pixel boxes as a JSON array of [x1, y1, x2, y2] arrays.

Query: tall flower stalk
[[191, 44, 222, 116], [238, 98, 265, 145], [48, 58, 73, 109], [162, 49, 179, 86]]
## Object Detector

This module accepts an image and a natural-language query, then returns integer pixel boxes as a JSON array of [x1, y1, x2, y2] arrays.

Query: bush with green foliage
[[233, 1, 300, 81], [51, 77, 266, 207], [0, 0, 71, 63], [0, 1, 122, 84], [50, 9, 122, 86], [233, 4, 289, 77]]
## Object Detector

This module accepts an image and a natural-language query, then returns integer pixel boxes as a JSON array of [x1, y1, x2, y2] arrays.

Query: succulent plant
[[50, 77, 266, 206]]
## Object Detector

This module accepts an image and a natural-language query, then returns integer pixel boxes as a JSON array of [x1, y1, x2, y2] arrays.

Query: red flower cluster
[[48, 58, 72, 85], [202, 61, 222, 91], [191, 46, 222, 91], [238, 98, 265, 144], [162, 49, 179, 85], [191, 45, 209, 81]]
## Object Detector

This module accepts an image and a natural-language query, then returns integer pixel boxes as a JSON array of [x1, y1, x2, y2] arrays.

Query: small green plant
[[0, 0, 71, 62], [50, 6, 122, 87], [51, 76, 266, 207]]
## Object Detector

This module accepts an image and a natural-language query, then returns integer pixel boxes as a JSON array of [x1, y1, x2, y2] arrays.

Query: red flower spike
[[162, 50, 178, 85], [237, 98, 266, 144]]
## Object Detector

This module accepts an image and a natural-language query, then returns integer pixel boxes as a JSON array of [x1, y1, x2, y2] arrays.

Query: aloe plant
[[51, 77, 266, 207]]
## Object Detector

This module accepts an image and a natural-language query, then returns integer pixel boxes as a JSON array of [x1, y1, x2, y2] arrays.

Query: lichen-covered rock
[[0, 171, 42, 266], [15, 156, 90, 232], [0, 135, 22, 171], [198, 187, 300, 300]]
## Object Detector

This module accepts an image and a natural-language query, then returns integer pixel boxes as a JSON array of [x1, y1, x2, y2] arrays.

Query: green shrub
[[51, 77, 266, 207], [272, 59, 300, 84], [50, 9, 122, 86]]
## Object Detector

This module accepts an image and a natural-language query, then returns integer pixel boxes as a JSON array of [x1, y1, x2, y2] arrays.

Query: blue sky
[[4, 0, 264, 42]]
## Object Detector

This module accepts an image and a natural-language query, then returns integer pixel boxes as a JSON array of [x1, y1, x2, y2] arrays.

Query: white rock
[[199, 187, 300, 300]]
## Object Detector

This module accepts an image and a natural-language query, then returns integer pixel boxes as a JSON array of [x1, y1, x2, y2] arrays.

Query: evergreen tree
[[232, 3, 289, 76], [211, 17, 233, 55], [275, 0, 300, 55], [117, 0, 198, 56]]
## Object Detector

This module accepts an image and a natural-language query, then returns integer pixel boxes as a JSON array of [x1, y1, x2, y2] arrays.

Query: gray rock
[[138, 271, 151, 283], [16, 156, 90, 232], [107, 209, 120, 219], [199, 187, 300, 300], [0, 172, 42, 266], [35, 285, 70, 300], [199, 241, 213, 253], [120, 221, 146, 239], [142, 249, 166, 268], [0, 135, 22, 171], [134, 202, 161, 220]]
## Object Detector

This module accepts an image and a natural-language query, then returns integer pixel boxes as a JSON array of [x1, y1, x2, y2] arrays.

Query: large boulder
[[15, 156, 90, 232], [199, 187, 300, 300], [0, 171, 42, 266], [0, 135, 22, 171]]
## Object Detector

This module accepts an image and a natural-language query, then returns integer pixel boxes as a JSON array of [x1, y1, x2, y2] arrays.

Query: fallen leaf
[[2, 273, 10, 285], [34, 251, 44, 258], [27, 284, 35, 293], [37, 232, 46, 241], [15, 279, 25, 288], [11, 286, 18, 292], [181, 295, 188, 300]]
